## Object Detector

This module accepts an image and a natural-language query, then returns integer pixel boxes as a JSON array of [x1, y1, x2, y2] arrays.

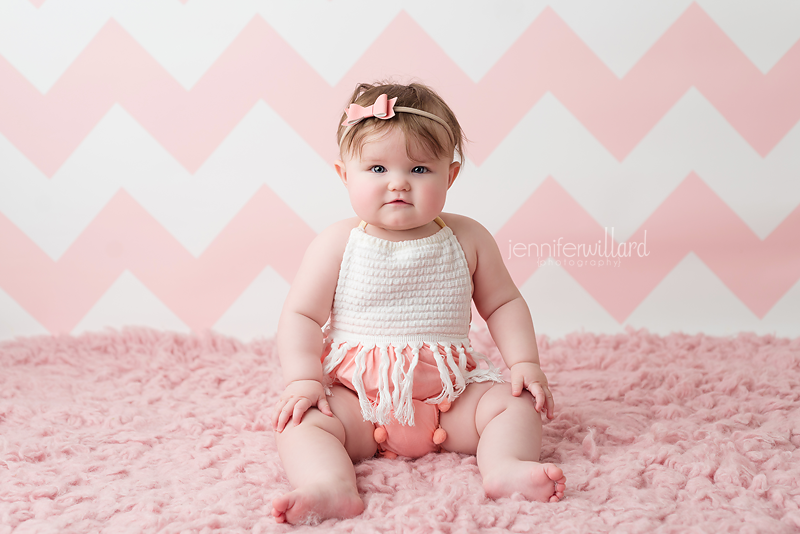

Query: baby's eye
[[370, 165, 386, 173], [411, 166, 428, 174]]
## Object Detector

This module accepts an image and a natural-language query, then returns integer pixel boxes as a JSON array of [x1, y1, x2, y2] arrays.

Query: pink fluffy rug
[[1, 328, 798, 533]]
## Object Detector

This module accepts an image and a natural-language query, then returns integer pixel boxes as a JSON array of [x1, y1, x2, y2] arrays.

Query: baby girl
[[271, 82, 565, 524]]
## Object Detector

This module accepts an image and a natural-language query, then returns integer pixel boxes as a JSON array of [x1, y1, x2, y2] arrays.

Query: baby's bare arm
[[272, 219, 356, 430], [448, 215, 554, 418]]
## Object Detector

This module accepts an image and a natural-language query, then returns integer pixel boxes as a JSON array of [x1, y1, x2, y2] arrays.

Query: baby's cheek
[[347, 183, 381, 215], [349, 186, 373, 205], [420, 183, 448, 210]]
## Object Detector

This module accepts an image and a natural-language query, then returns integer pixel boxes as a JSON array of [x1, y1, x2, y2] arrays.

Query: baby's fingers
[[272, 399, 288, 431], [545, 388, 555, 419], [530, 384, 555, 419], [276, 397, 306, 432], [545, 387, 555, 419], [291, 398, 311, 426], [511, 374, 525, 397], [275, 399, 296, 432], [318, 397, 334, 417], [528, 383, 546, 412]]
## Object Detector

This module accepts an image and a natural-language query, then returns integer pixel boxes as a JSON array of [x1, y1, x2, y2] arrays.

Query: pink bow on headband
[[341, 94, 397, 126]]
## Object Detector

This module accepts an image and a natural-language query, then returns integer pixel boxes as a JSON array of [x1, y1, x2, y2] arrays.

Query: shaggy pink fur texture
[[1, 328, 798, 533]]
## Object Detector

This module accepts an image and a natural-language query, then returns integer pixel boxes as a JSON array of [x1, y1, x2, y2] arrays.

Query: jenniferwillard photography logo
[[507, 227, 650, 268]]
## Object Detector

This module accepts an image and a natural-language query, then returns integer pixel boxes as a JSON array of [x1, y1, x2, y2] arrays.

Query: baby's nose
[[388, 175, 411, 190]]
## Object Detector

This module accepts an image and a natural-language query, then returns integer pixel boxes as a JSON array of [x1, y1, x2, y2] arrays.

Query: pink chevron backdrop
[[1, 1, 799, 341]]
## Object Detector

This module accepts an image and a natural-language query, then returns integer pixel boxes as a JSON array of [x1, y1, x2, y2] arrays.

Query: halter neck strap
[[359, 217, 447, 230]]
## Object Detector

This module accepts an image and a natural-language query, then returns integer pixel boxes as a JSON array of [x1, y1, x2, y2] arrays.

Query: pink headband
[[340, 93, 455, 145]]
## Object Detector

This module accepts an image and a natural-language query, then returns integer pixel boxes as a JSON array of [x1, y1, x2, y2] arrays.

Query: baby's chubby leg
[[272, 385, 377, 524], [440, 382, 566, 502]]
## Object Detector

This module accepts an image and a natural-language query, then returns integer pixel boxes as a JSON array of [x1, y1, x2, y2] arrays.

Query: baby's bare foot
[[271, 482, 364, 525], [483, 462, 566, 502]]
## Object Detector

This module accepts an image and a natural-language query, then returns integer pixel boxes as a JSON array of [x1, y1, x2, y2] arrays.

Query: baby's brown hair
[[337, 82, 465, 163]]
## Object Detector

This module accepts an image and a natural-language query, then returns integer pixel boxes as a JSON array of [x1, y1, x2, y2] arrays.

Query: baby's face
[[335, 127, 459, 234]]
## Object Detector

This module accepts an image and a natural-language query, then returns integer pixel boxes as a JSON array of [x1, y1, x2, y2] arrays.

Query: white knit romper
[[321, 218, 502, 426]]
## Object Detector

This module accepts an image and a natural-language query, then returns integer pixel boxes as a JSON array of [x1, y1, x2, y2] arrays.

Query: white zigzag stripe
[[0, 285, 49, 339], [0, 0, 397, 91], [0, 101, 352, 260], [71, 270, 191, 336], [0, 1, 107, 93], [399, 0, 546, 81], [625, 252, 800, 337], [449, 90, 800, 239], [3, 91, 799, 259], [546, 0, 693, 78], [518, 261, 622, 338], [212, 265, 290, 342], [550, 0, 800, 77], [2, 1, 799, 92], [697, 0, 800, 74], [518, 253, 800, 338]]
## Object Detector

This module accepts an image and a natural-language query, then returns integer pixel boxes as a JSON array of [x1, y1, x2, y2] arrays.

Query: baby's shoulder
[[321, 217, 361, 239], [440, 213, 485, 231], [439, 213, 498, 270], [439, 213, 493, 245], [304, 217, 360, 261]]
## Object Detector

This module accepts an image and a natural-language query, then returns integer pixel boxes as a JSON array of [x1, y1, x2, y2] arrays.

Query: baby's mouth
[[388, 199, 410, 205]]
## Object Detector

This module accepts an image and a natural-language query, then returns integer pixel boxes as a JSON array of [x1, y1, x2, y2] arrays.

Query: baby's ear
[[447, 161, 461, 189], [334, 160, 347, 184]]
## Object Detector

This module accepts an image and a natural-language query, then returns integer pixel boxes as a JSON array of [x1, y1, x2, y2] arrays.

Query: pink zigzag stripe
[[1, 175, 797, 335], [497, 173, 800, 322], [0, 186, 316, 334], [1, 4, 799, 177]]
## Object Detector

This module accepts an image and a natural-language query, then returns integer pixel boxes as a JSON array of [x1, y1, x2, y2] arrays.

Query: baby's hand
[[510, 362, 554, 420], [272, 379, 333, 432]]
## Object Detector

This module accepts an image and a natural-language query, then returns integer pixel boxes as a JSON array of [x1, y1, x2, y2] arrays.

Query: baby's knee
[[476, 383, 536, 429], [290, 407, 347, 444], [486, 382, 534, 402]]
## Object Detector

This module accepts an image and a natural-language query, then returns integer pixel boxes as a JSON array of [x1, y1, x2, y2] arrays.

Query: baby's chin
[[361, 218, 440, 235]]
